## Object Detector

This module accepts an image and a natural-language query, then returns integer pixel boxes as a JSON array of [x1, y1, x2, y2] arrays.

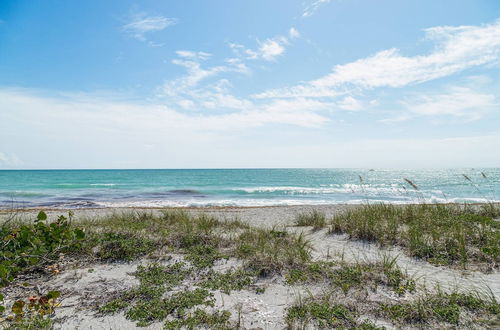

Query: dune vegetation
[[0, 205, 498, 329]]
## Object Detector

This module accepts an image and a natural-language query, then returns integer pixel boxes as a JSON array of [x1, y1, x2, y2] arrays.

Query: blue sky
[[1, 0, 500, 168]]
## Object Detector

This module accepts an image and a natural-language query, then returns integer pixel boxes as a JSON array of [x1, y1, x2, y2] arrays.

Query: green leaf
[[46, 291, 60, 299], [11, 300, 25, 315], [37, 211, 48, 221], [74, 229, 85, 240], [0, 264, 9, 279]]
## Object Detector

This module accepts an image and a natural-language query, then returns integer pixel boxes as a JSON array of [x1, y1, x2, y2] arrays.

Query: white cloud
[[405, 87, 497, 120], [378, 86, 498, 123], [156, 48, 336, 119], [229, 28, 298, 62], [258, 37, 288, 61], [228, 43, 258, 60], [123, 15, 177, 41], [201, 93, 252, 111], [256, 20, 500, 98], [337, 96, 363, 111], [164, 59, 227, 93], [159, 52, 251, 111], [303, 0, 332, 18], [0, 89, 328, 137], [177, 99, 195, 109], [289, 27, 300, 39], [0, 152, 22, 168], [176, 50, 212, 60], [2, 89, 499, 168]]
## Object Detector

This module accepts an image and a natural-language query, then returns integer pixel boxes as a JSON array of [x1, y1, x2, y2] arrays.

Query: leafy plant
[[199, 268, 257, 294], [1, 291, 60, 329], [90, 232, 158, 262], [0, 293, 4, 314], [163, 309, 231, 329], [0, 211, 85, 286]]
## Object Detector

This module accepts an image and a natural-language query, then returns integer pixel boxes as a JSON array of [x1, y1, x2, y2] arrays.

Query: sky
[[0, 0, 500, 169]]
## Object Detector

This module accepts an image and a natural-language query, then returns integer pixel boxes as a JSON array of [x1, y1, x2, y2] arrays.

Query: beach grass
[[329, 203, 500, 269], [380, 288, 499, 326], [286, 256, 416, 296], [293, 210, 327, 229], [74, 210, 313, 276], [286, 297, 379, 329]]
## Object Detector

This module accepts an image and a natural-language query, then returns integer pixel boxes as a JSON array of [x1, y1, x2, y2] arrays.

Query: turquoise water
[[0, 169, 499, 208]]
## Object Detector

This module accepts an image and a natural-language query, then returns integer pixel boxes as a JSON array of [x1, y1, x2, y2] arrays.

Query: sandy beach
[[1, 204, 499, 329]]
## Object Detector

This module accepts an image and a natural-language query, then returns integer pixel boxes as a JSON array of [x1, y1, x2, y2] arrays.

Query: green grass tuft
[[380, 289, 499, 325], [163, 309, 232, 329], [235, 227, 312, 276], [294, 210, 327, 229], [286, 295, 383, 329], [330, 204, 500, 269], [199, 268, 257, 294]]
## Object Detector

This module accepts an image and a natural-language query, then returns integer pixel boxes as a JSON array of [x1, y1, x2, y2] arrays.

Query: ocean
[[0, 169, 498, 209]]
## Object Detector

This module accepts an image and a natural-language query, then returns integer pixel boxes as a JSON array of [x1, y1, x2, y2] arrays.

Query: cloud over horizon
[[1, 1, 499, 168]]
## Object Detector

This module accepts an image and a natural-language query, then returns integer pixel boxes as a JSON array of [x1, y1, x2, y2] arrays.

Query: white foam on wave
[[232, 184, 421, 195], [94, 196, 499, 208], [96, 199, 345, 208], [89, 183, 117, 186]]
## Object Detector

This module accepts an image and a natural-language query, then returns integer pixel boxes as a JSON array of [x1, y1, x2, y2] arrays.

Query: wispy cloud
[[176, 50, 212, 60], [256, 20, 500, 98], [378, 85, 498, 123], [303, 0, 332, 18], [123, 14, 177, 41], [0, 89, 344, 168], [159, 51, 249, 108], [0, 89, 328, 136], [337, 96, 363, 111], [2, 88, 499, 168], [405, 87, 497, 120], [229, 27, 300, 62], [229, 37, 288, 62], [0, 152, 22, 168], [289, 27, 300, 39], [156, 45, 335, 124]]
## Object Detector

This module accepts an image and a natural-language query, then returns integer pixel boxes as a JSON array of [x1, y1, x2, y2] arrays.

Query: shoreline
[[2, 200, 498, 212]]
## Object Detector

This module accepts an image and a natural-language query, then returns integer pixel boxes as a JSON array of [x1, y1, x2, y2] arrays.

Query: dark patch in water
[[81, 193, 104, 198], [0, 200, 32, 208], [55, 197, 94, 201], [169, 189, 201, 194], [142, 190, 206, 198], [34, 200, 100, 208], [114, 194, 137, 199]]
